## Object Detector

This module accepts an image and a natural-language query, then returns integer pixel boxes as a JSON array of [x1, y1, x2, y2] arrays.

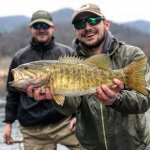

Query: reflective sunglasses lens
[[33, 23, 41, 30], [42, 23, 50, 30], [74, 20, 86, 29], [88, 17, 101, 26], [33, 23, 50, 30], [74, 16, 102, 29]]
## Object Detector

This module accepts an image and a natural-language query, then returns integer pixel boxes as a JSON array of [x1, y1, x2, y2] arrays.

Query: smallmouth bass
[[9, 54, 148, 105]]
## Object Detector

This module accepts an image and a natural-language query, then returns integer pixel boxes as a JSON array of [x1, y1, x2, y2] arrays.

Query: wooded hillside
[[0, 21, 149, 62]]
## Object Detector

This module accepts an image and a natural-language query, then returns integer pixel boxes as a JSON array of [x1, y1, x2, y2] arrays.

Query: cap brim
[[72, 11, 104, 24], [30, 19, 54, 26]]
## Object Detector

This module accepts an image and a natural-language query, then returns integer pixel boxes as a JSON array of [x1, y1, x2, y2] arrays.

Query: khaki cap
[[72, 3, 105, 23], [30, 10, 54, 26]]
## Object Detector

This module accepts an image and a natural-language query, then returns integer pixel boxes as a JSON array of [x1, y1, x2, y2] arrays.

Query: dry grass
[[0, 56, 12, 71], [0, 56, 12, 95]]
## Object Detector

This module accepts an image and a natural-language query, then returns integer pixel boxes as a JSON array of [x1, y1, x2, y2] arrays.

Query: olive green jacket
[[53, 31, 150, 150]]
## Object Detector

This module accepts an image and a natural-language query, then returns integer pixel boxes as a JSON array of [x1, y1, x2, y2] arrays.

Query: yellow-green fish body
[[10, 54, 148, 105]]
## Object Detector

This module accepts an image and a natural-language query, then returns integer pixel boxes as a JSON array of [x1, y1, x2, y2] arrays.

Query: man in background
[[3, 10, 79, 150]]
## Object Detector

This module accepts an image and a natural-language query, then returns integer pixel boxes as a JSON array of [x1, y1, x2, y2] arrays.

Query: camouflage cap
[[72, 3, 106, 23], [30, 10, 54, 26]]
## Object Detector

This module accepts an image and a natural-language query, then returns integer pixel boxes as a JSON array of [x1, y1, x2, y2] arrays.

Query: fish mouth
[[11, 69, 22, 81], [9, 68, 49, 92], [9, 79, 30, 91], [9, 71, 49, 91], [9, 69, 31, 90]]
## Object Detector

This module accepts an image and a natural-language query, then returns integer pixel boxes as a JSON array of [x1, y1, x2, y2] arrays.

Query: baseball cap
[[72, 3, 106, 24], [30, 10, 54, 26]]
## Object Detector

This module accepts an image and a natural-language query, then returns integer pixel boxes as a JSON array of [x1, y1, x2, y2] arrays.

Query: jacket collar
[[73, 31, 120, 57], [30, 36, 55, 51]]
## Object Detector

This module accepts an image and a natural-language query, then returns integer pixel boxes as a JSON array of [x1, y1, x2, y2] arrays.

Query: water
[[0, 96, 150, 150]]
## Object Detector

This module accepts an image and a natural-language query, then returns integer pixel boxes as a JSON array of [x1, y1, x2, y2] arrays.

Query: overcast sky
[[0, 0, 150, 23]]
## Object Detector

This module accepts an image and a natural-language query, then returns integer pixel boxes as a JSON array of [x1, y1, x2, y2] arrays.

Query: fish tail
[[124, 56, 148, 96]]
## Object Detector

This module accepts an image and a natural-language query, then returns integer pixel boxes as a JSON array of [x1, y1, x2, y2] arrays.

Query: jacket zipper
[[41, 48, 44, 60]]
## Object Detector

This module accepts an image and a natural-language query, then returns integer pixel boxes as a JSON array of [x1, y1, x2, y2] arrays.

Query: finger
[[68, 119, 75, 129], [71, 126, 76, 132], [5, 135, 13, 145], [4, 134, 9, 144], [111, 85, 117, 89], [113, 78, 124, 90], [101, 84, 117, 99], [96, 85, 119, 105], [27, 85, 34, 97], [45, 88, 52, 100], [68, 117, 76, 130], [68, 122, 76, 131], [3, 134, 7, 144], [68, 122, 73, 130], [34, 87, 45, 100], [9, 137, 14, 144], [96, 86, 109, 101], [110, 85, 118, 92]]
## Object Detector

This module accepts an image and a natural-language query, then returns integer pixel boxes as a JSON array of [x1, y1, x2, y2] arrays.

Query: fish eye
[[24, 66, 29, 70]]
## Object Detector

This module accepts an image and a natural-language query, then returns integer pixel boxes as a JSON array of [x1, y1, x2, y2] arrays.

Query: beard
[[79, 29, 106, 49]]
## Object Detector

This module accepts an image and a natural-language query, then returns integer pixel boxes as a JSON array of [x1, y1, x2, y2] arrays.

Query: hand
[[96, 78, 124, 105], [68, 117, 76, 132], [3, 123, 13, 144], [27, 85, 53, 101]]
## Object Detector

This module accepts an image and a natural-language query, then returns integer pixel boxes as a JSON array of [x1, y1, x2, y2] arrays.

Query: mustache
[[37, 32, 48, 35]]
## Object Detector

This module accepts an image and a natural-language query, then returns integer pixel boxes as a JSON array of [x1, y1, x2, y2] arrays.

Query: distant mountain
[[0, 8, 74, 33], [123, 20, 150, 34], [0, 15, 30, 33], [1, 9, 150, 35], [52, 8, 74, 23]]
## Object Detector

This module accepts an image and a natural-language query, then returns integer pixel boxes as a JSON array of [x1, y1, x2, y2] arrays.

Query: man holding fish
[[3, 10, 79, 150], [61, 3, 150, 150], [7, 3, 150, 150]]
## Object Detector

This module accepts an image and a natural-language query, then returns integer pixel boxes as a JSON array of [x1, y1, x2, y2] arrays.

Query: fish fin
[[53, 95, 65, 106], [83, 54, 112, 70], [59, 55, 83, 64], [124, 56, 148, 96], [49, 78, 65, 106]]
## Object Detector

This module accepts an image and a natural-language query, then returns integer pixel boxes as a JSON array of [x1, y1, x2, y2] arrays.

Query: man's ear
[[50, 25, 56, 32], [104, 20, 110, 31], [51, 25, 56, 29], [74, 28, 78, 35]]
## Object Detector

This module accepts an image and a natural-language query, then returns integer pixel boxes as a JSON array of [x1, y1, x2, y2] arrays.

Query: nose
[[84, 22, 92, 30]]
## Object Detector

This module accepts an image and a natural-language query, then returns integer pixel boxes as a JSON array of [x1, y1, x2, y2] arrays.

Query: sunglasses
[[32, 22, 50, 30], [73, 16, 105, 30]]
